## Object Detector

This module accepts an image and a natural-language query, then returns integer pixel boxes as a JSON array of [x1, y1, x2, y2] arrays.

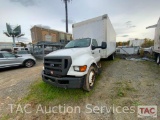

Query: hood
[[47, 48, 90, 58]]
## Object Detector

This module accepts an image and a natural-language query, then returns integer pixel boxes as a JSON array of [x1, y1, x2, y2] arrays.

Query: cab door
[[2, 52, 22, 66], [0, 53, 8, 68], [91, 39, 101, 62]]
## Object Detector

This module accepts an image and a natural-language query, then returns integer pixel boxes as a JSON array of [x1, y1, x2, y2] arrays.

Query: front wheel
[[24, 60, 35, 68], [83, 66, 96, 92]]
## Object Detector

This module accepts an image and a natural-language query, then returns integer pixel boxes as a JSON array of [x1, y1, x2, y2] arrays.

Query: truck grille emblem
[[50, 64, 55, 67], [50, 71, 54, 75]]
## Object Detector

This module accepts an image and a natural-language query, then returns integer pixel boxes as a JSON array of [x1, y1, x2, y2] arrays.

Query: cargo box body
[[154, 18, 160, 53], [72, 14, 116, 58]]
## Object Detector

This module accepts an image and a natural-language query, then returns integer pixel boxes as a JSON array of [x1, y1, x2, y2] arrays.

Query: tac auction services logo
[[137, 106, 157, 118]]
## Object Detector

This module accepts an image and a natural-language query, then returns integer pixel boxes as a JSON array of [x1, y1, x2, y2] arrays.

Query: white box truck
[[146, 18, 160, 65], [42, 14, 116, 91]]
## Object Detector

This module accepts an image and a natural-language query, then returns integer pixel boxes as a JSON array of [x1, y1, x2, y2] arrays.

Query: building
[[30, 25, 72, 44], [0, 42, 21, 50], [0, 42, 13, 50], [129, 39, 144, 47]]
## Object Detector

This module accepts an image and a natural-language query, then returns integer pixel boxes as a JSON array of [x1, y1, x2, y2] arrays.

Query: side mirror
[[101, 42, 107, 49], [15, 55, 21, 58], [91, 45, 96, 50]]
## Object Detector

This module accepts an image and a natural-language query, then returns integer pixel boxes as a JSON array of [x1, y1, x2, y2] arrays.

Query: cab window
[[0, 53, 4, 58], [92, 39, 98, 47], [17, 51, 29, 54]]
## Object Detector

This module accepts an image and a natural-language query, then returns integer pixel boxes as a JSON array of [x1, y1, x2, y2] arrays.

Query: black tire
[[109, 53, 115, 60], [83, 66, 96, 92], [24, 60, 35, 68], [156, 54, 160, 65]]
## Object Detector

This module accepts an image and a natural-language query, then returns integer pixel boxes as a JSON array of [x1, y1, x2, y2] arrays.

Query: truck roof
[[73, 14, 108, 28]]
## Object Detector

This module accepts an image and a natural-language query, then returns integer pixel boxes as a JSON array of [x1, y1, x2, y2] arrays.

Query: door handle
[[92, 52, 94, 54]]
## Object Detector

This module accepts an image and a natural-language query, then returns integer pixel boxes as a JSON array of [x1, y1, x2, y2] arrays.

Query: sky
[[0, 0, 160, 43]]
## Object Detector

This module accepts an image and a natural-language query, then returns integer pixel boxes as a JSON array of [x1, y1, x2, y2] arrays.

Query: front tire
[[24, 60, 35, 68], [83, 66, 96, 92]]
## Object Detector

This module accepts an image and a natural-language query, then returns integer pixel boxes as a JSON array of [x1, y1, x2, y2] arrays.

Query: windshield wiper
[[65, 46, 81, 48]]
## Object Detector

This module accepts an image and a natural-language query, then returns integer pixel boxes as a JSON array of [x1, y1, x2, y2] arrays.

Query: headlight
[[74, 65, 87, 72]]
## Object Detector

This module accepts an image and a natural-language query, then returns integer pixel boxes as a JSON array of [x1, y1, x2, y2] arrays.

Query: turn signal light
[[74, 65, 87, 72], [79, 65, 87, 72]]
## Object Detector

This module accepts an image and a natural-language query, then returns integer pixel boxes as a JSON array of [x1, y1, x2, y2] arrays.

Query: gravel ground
[[0, 58, 160, 120], [0, 60, 43, 117], [50, 59, 160, 120]]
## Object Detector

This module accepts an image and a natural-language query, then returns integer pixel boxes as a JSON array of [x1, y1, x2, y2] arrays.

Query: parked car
[[13, 47, 25, 53], [138, 46, 153, 56], [0, 51, 36, 68], [16, 50, 31, 55], [0, 48, 12, 52]]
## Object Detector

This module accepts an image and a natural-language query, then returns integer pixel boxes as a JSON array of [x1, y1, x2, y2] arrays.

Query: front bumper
[[42, 71, 84, 88]]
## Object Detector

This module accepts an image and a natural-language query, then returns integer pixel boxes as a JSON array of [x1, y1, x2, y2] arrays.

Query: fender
[[67, 53, 100, 76]]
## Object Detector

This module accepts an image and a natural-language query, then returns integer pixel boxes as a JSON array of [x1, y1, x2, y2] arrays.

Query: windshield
[[65, 38, 91, 48], [17, 51, 29, 54]]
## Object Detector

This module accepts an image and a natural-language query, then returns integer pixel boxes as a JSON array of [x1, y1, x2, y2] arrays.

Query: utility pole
[[62, 0, 71, 33]]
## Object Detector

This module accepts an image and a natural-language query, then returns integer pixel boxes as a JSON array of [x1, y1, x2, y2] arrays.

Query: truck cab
[[42, 38, 106, 91]]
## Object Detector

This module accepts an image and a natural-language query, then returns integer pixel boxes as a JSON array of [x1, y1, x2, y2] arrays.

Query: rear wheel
[[24, 60, 35, 68], [156, 54, 160, 65], [109, 53, 115, 60], [83, 66, 96, 92]]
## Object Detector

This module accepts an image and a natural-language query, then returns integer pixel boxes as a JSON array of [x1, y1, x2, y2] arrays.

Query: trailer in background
[[146, 18, 160, 65], [116, 46, 140, 55]]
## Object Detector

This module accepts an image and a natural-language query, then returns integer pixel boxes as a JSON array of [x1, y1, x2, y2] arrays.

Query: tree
[[18, 42, 26, 47], [141, 38, 154, 48], [116, 41, 130, 47], [116, 42, 122, 47]]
